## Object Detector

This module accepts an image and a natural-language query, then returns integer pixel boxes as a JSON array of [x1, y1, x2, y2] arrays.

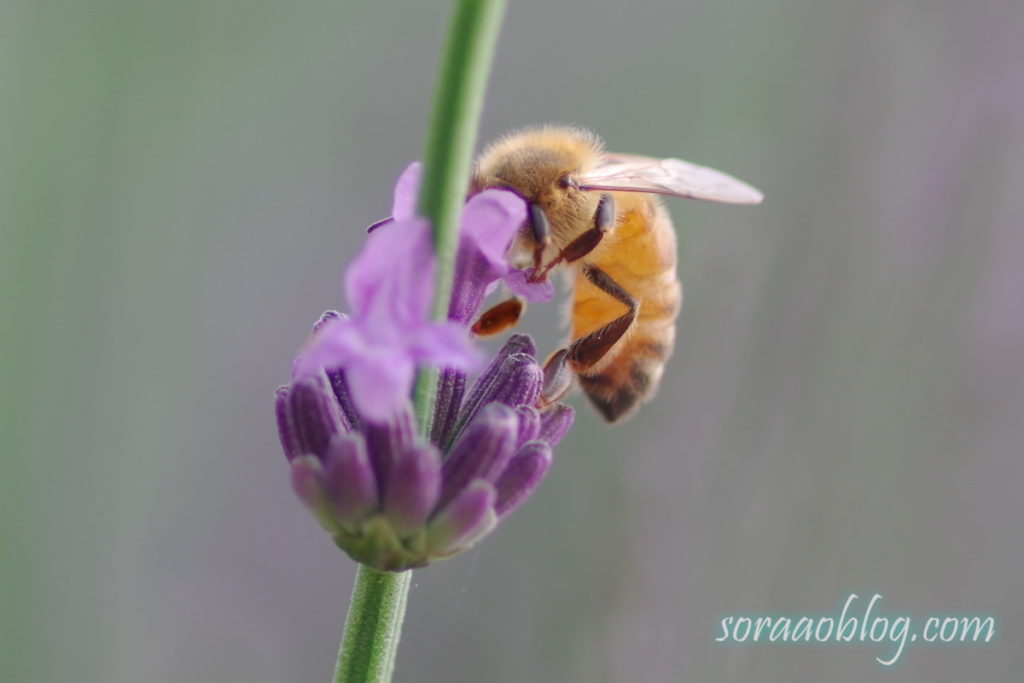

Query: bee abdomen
[[578, 327, 674, 423]]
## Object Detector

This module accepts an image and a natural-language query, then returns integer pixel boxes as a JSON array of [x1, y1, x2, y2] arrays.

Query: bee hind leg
[[538, 348, 573, 410], [566, 265, 636, 373], [536, 265, 637, 416]]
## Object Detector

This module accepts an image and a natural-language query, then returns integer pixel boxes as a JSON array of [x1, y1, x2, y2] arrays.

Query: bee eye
[[559, 175, 579, 190]]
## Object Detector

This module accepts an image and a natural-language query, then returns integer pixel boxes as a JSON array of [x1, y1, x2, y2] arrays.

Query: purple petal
[[344, 352, 415, 424], [460, 189, 526, 274], [504, 268, 555, 303], [439, 403, 518, 509], [287, 372, 351, 459], [408, 320, 483, 370], [345, 216, 434, 325], [384, 444, 442, 536], [447, 190, 527, 324], [495, 441, 552, 517], [322, 433, 378, 527], [538, 404, 575, 448], [427, 480, 497, 555], [391, 162, 422, 221], [292, 317, 350, 379]]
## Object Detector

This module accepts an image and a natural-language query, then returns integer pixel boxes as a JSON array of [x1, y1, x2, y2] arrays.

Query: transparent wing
[[578, 153, 764, 205]]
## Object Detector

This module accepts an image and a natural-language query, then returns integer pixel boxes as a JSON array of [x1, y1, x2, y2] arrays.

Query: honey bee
[[469, 126, 763, 423]]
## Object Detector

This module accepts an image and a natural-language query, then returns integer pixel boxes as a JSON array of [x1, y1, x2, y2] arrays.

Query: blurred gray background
[[3, 1, 1023, 681]]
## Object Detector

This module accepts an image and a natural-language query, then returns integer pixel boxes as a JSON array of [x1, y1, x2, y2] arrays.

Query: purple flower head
[[277, 335, 573, 571], [277, 162, 576, 571]]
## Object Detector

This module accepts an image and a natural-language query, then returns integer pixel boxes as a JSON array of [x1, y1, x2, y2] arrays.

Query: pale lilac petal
[[460, 189, 526, 273], [447, 190, 527, 323], [391, 162, 422, 221], [345, 217, 434, 324], [504, 268, 555, 303], [408, 321, 483, 369], [345, 353, 415, 423], [292, 317, 351, 378]]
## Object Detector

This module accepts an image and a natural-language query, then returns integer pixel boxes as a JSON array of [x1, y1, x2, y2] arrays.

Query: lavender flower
[[277, 163, 575, 571]]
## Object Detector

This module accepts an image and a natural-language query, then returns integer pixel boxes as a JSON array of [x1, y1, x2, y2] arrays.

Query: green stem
[[413, 0, 508, 434], [333, 1, 507, 682], [333, 566, 411, 683]]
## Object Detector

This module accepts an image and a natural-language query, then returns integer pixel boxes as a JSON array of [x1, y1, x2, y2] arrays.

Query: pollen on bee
[[471, 297, 525, 337]]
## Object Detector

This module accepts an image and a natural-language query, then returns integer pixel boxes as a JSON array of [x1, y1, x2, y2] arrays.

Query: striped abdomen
[[570, 195, 682, 422]]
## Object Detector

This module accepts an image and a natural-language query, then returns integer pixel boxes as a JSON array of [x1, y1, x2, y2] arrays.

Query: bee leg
[[531, 194, 616, 281], [538, 348, 573, 409], [528, 202, 551, 272], [594, 192, 616, 232], [566, 264, 636, 372], [471, 297, 525, 337]]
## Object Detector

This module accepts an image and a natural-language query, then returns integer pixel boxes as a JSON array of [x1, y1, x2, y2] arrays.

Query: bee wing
[[579, 154, 764, 205]]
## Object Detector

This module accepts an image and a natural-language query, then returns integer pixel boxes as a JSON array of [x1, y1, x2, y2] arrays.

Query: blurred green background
[[3, 1, 1023, 681]]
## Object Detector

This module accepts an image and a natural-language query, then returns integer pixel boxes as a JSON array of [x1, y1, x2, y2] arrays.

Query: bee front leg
[[531, 194, 615, 281]]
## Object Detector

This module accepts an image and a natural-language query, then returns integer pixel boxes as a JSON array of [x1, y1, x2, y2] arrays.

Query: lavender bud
[[322, 433, 378, 528], [439, 403, 518, 509], [384, 444, 442, 537], [326, 368, 361, 431], [538, 404, 575, 448], [363, 402, 416, 497], [430, 367, 467, 448], [427, 480, 497, 556], [288, 371, 351, 459], [289, 455, 339, 533], [276, 386, 299, 461], [453, 335, 536, 444], [514, 405, 541, 448], [495, 441, 552, 518], [455, 353, 542, 440]]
